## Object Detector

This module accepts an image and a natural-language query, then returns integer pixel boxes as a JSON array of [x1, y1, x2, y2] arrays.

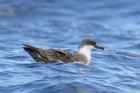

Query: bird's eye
[[89, 43, 93, 45], [89, 42, 96, 45]]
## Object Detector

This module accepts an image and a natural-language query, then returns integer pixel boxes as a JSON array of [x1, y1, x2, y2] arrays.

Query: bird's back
[[23, 44, 74, 63]]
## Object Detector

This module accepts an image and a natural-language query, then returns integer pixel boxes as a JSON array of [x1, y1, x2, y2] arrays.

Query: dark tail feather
[[22, 44, 41, 62], [22, 44, 39, 52]]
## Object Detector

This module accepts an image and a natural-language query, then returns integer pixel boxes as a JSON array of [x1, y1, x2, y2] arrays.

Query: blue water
[[0, 0, 140, 93]]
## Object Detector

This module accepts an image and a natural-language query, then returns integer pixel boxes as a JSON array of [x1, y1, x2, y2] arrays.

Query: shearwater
[[22, 39, 104, 64]]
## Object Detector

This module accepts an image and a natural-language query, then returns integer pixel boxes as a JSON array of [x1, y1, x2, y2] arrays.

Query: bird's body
[[23, 39, 104, 64]]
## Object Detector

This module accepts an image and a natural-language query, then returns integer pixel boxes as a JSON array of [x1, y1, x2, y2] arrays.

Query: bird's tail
[[22, 44, 42, 62]]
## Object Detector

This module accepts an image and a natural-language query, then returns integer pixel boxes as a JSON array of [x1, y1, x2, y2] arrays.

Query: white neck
[[78, 45, 94, 64]]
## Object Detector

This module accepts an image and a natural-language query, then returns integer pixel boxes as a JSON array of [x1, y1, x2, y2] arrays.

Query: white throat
[[78, 45, 95, 64]]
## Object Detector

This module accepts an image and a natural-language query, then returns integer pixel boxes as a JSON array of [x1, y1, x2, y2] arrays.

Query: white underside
[[78, 45, 95, 64], [57, 60, 64, 63]]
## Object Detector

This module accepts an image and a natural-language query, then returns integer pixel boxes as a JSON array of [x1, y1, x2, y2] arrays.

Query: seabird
[[22, 39, 104, 64]]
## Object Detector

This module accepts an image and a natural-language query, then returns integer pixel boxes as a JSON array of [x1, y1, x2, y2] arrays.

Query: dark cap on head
[[78, 39, 104, 50]]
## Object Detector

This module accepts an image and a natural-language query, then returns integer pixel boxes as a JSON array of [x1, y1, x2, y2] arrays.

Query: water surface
[[0, 0, 140, 93]]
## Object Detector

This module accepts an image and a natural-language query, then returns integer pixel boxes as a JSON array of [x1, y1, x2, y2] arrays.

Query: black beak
[[94, 45, 104, 50]]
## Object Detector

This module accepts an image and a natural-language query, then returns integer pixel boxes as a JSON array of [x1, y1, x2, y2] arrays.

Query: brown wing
[[23, 44, 73, 63], [43, 49, 73, 63], [23, 44, 50, 62]]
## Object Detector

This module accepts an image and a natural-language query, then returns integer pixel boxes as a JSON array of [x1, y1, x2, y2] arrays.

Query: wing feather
[[44, 49, 73, 62], [23, 44, 73, 63]]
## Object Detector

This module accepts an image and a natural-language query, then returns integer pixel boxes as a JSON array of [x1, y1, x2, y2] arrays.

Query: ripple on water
[[0, 0, 140, 93]]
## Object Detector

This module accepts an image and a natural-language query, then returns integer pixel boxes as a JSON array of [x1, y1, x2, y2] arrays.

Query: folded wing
[[22, 44, 73, 63]]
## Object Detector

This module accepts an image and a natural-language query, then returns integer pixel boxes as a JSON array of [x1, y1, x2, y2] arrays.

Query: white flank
[[78, 45, 95, 64], [57, 60, 64, 63]]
